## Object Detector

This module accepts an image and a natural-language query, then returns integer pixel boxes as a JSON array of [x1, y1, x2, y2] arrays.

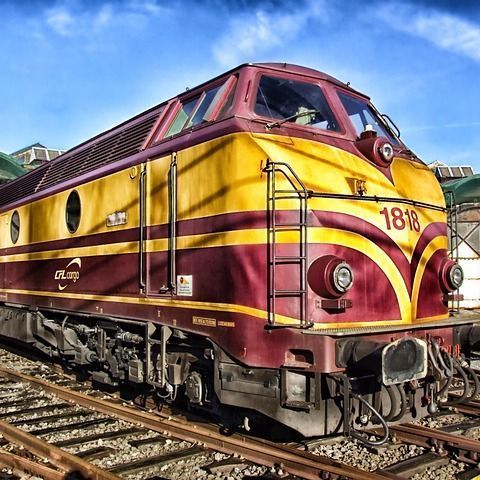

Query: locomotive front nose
[[382, 338, 428, 385]]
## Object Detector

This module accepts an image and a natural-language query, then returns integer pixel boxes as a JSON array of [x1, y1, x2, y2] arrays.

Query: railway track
[[0, 374, 211, 480], [3, 347, 480, 479], [375, 401, 480, 478], [396, 398, 480, 467], [0, 349, 401, 480]]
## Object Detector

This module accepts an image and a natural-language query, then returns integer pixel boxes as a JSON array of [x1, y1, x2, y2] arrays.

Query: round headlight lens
[[379, 142, 394, 162], [333, 262, 354, 293], [440, 260, 464, 292], [449, 264, 464, 289]]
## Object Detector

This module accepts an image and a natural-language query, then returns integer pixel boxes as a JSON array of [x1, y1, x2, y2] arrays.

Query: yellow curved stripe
[[0, 285, 453, 330], [411, 236, 447, 320], [415, 313, 448, 324], [309, 228, 410, 323], [310, 319, 406, 330], [1, 226, 409, 325], [0, 286, 300, 325], [0, 230, 271, 263]]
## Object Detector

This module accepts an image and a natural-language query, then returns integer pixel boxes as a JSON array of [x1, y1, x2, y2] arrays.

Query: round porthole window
[[66, 190, 81, 233], [10, 210, 20, 244]]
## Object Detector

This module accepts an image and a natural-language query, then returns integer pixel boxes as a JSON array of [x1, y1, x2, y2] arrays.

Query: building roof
[[0, 152, 26, 182], [442, 174, 480, 206], [10, 142, 46, 157]]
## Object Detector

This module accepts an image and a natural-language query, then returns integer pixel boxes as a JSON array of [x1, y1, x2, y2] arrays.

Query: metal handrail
[[309, 191, 447, 212], [444, 190, 460, 313], [139, 167, 147, 292], [168, 154, 177, 293], [264, 159, 311, 329]]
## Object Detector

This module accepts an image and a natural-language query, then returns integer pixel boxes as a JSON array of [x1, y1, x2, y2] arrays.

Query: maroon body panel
[[3, 207, 448, 330]]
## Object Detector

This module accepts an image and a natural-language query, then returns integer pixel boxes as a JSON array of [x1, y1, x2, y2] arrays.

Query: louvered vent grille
[[0, 168, 45, 207], [0, 112, 159, 208]]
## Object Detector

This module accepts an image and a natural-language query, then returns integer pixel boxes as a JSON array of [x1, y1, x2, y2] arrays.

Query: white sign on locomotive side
[[177, 275, 193, 296]]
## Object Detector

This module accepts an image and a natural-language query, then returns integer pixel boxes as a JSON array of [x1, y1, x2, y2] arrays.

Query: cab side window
[[187, 86, 221, 128], [165, 96, 200, 137], [164, 76, 237, 138]]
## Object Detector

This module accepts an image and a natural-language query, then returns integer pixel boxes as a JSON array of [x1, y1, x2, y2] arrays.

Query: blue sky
[[0, 0, 479, 172]]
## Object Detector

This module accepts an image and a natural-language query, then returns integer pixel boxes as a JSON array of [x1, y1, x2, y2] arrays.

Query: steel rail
[[0, 418, 120, 480], [387, 423, 480, 464], [448, 394, 480, 416], [455, 404, 480, 416], [0, 450, 65, 480], [0, 366, 400, 480]]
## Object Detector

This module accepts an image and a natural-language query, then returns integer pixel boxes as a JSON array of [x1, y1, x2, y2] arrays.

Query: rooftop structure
[[11, 142, 65, 170], [428, 161, 475, 183]]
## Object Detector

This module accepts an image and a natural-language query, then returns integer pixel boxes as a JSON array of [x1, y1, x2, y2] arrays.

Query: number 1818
[[380, 207, 420, 232]]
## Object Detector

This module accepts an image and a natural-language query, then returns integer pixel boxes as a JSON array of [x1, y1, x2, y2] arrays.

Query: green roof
[[0, 151, 26, 182], [442, 174, 480, 206]]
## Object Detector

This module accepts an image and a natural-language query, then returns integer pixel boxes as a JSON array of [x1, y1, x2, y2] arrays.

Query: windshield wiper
[[265, 109, 320, 130], [381, 113, 401, 139]]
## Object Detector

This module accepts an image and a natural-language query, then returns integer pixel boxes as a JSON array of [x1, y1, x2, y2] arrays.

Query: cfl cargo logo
[[55, 258, 82, 291]]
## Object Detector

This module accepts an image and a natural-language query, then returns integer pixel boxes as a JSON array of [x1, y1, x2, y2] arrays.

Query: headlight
[[307, 255, 354, 298], [333, 262, 354, 293], [440, 259, 464, 292], [449, 264, 464, 289], [355, 136, 395, 167], [378, 142, 394, 162]]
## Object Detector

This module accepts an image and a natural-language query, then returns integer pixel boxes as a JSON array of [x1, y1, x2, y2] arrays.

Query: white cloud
[[213, 0, 330, 67], [46, 7, 76, 36], [377, 2, 480, 62], [43, 1, 169, 37], [93, 5, 114, 32]]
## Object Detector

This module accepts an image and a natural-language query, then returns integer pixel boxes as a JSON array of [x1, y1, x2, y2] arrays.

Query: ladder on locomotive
[[445, 190, 461, 313], [264, 160, 313, 328]]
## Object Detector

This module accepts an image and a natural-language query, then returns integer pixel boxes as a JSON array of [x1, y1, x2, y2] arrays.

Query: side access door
[[141, 153, 177, 297]]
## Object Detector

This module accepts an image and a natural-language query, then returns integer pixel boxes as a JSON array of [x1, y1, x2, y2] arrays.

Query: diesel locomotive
[[1, 63, 479, 442]]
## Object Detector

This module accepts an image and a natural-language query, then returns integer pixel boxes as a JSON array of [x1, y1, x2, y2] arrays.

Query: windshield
[[254, 75, 340, 131], [338, 92, 400, 145]]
